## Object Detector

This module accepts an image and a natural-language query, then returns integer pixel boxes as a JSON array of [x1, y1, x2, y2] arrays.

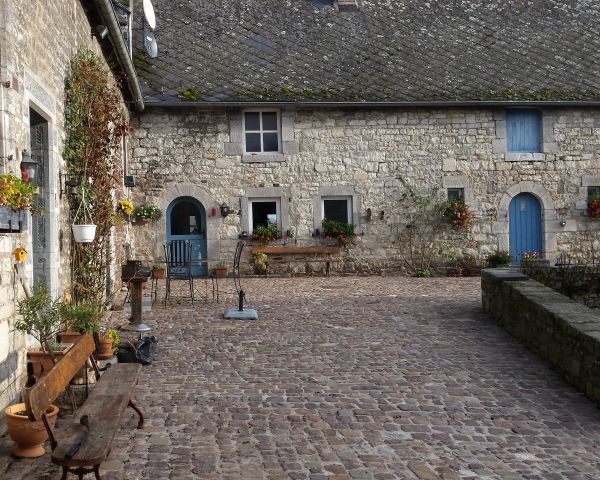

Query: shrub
[[322, 218, 355, 246], [588, 194, 600, 220], [441, 200, 474, 230], [486, 250, 512, 268]]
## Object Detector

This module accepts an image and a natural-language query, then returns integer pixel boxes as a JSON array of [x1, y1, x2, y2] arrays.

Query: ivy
[[64, 47, 128, 302]]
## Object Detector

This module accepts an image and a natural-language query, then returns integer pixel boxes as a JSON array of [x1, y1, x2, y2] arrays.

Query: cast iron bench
[[23, 333, 144, 480], [252, 245, 342, 277]]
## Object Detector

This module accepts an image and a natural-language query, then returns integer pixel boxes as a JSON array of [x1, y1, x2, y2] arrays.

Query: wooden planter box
[[251, 246, 342, 255], [0, 207, 27, 233]]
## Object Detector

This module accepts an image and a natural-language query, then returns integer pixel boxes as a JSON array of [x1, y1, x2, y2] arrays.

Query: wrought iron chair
[[164, 240, 194, 306], [211, 240, 244, 303]]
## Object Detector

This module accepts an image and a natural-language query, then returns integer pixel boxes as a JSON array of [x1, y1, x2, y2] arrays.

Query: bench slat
[[24, 334, 96, 421], [51, 363, 141, 467]]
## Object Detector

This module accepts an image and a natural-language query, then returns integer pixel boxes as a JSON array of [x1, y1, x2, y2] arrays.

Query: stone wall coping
[[481, 268, 529, 282]]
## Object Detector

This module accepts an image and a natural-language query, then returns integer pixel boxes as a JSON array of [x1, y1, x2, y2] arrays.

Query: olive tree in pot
[[5, 284, 64, 457], [15, 284, 68, 378]]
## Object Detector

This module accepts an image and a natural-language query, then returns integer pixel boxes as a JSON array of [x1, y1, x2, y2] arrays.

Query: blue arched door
[[509, 193, 542, 264], [167, 197, 207, 276]]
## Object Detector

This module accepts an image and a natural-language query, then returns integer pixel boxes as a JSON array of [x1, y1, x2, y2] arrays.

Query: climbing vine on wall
[[64, 47, 128, 302]]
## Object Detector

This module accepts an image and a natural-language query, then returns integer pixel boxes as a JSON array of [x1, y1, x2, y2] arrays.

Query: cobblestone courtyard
[[2, 276, 600, 479]]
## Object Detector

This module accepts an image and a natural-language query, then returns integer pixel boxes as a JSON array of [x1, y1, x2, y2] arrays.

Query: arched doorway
[[166, 197, 206, 276], [509, 193, 542, 264]]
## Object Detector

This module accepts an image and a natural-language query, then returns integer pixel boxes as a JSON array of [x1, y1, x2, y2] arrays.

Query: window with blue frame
[[506, 109, 541, 153]]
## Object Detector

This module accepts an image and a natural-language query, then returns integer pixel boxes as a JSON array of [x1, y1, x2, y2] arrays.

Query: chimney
[[337, 0, 360, 12]]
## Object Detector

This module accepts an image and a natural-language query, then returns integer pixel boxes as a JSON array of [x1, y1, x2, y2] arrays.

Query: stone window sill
[[242, 153, 285, 163], [505, 152, 546, 162]]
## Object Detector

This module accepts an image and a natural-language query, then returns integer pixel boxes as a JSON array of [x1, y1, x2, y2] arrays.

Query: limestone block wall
[[128, 106, 600, 271], [0, 0, 130, 413], [481, 269, 600, 405]]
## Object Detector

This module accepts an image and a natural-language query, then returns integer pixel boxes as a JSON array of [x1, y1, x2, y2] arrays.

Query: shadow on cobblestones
[[2, 277, 600, 479]]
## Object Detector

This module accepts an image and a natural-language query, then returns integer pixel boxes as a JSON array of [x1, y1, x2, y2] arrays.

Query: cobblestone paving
[[2, 276, 600, 479]]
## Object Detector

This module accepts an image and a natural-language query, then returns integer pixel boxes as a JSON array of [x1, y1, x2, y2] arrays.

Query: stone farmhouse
[[128, 0, 600, 273], [0, 0, 599, 410]]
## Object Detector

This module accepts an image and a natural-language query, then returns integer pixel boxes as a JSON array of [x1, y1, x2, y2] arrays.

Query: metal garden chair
[[164, 240, 194, 306]]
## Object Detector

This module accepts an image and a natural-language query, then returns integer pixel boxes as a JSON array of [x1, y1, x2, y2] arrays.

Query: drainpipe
[[93, 0, 144, 111]]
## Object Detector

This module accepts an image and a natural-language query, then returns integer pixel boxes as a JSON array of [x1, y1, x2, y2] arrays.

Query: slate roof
[[134, 0, 600, 105]]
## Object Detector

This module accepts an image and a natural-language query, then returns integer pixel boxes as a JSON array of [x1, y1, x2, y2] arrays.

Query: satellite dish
[[143, 0, 156, 30], [144, 30, 158, 58]]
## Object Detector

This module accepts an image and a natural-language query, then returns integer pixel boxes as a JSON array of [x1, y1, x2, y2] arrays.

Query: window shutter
[[507, 110, 541, 153]]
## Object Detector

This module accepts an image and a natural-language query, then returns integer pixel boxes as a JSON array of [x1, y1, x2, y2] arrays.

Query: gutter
[[93, 0, 144, 111], [143, 100, 600, 109]]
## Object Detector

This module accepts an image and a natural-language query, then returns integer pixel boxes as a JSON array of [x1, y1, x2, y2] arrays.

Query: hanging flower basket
[[71, 186, 96, 242], [72, 224, 97, 243]]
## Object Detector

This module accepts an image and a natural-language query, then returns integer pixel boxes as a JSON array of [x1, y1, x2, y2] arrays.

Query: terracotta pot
[[446, 267, 463, 277], [212, 267, 227, 277], [97, 338, 114, 359], [4, 403, 59, 458], [27, 344, 72, 378], [152, 268, 165, 279], [58, 330, 82, 345]]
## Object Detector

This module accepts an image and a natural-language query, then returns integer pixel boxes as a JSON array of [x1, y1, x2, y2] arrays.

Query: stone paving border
[[2, 277, 600, 479]]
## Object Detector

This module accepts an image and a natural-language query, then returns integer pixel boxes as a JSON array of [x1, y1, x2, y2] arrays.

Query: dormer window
[[243, 111, 280, 154]]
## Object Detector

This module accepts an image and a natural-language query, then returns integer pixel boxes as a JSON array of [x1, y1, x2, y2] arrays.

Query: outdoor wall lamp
[[379, 210, 385, 220], [60, 172, 81, 197], [20, 150, 39, 186], [220, 202, 231, 217], [366, 208, 372, 222]]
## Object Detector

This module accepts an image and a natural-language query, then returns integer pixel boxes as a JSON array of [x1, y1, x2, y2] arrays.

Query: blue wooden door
[[509, 193, 542, 264], [166, 197, 207, 276]]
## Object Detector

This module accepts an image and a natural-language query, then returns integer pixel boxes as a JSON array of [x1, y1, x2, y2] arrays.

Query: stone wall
[[481, 269, 600, 405], [128, 106, 600, 272], [0, 0, 130, 413], [522, 264, 600, 309]]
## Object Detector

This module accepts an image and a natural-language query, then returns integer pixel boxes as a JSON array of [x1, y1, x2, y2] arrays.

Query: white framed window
[[248, 197, 281, 232], [322, 196, 352, 224], [243, 110, 280, 154]]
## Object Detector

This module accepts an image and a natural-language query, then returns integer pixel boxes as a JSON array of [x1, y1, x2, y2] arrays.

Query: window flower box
[[0, 207, 28, 233]]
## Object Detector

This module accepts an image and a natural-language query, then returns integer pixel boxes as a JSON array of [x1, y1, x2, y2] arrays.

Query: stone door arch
[[494, 182, 559, 262]]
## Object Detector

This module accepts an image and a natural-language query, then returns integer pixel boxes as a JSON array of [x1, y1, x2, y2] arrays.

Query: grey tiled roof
[[134, 0, 600, 104]]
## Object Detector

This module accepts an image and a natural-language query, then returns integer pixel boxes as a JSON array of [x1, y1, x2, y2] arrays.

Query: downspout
[[0, 0, 8, 171], [93, 0, 144, 111]]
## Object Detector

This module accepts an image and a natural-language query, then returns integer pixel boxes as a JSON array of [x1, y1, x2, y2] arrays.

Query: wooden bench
[[23, 333, 144, 480], [251, 246, 342, 277]]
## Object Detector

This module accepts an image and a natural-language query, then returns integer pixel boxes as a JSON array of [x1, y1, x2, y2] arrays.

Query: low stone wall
[[521, 263, 600, 309], [482, 268, 600, 404]]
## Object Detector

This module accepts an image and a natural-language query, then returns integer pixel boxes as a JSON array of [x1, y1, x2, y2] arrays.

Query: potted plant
[[132, 203, 160, 223], [4, 402, 59, 457], [152, 263, 165, 279], [117, 199, 134, 220], [251, 221, 281, 246], [0, 173, 42, 232], [15, 284, 68, 379], [321, 218, 356, 247], [252, 252, 267, 275], [59, 300, 105, 345], [460, 254, 480, 277], [441, 200, 474, 231], [98, 328, 120, 359], [212, 262, 228, 276], [486, 250, 513, 268]]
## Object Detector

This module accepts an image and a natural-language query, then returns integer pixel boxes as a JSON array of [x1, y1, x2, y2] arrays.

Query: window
[[249, 198, 280, 232], [588, 186, 600, 198], [244, 111, 280, 153], [507, 109, 541, 153], [322, 197, 352, 224], [170, 200, 202, 235], [447, 188, 464, 201]]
